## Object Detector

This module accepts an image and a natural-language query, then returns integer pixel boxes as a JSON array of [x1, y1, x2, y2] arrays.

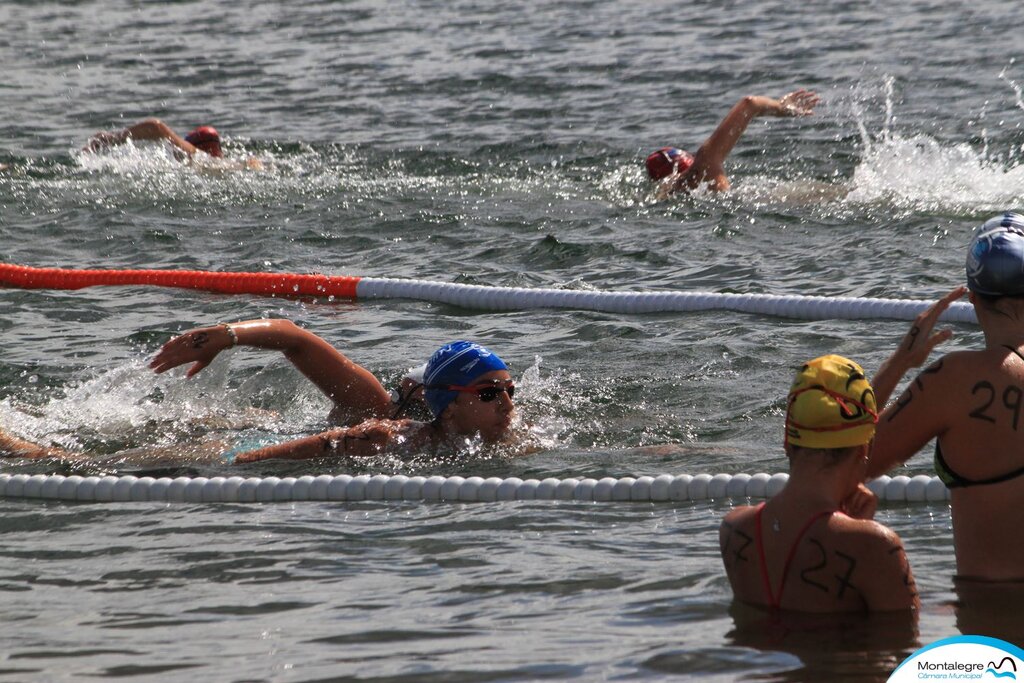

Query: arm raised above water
[[84, 118, 201, 157], [150, 319, 392, 421], [681, 89, 819, 192]]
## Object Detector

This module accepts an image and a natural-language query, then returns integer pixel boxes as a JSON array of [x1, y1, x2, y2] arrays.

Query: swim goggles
[[438, 380, 515, 402]]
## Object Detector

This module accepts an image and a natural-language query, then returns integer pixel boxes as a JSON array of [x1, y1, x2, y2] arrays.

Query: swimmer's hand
[[83, 130, 128, 152], [840, 483, 878, 521], [150, 324, 237, 378], [773, 89, 819, 117], [895, 286, 965, 368], [871, 285, 965, 406]]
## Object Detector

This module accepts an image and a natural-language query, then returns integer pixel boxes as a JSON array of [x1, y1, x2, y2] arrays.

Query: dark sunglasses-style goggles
[[431, 380, 515, 402]]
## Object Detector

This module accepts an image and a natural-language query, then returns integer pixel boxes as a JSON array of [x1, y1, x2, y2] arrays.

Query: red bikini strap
[[775, 509, 835, 607], [753, 503, 776, 607]]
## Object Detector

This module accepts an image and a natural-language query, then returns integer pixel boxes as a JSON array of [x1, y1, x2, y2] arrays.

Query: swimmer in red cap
[[646, 89, 819, 197], [84, 118, 262, 169]]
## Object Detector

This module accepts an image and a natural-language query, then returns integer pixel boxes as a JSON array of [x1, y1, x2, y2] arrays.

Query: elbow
[[275, 319, 320, 353], [134, 118, 171, 138]]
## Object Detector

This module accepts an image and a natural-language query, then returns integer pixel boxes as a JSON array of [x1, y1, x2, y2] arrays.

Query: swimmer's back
[[720, 505, 916, 613]]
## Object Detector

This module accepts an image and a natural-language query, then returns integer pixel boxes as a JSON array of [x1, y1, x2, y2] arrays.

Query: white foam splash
[[843, 72, 1024, 213], [0, 356, 324, 456], [846, 134, 1024, 213]]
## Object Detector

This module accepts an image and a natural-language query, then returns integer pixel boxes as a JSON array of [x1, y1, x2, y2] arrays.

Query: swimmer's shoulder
[[720, 504, 759, 539], [829, 513, 906, 555]]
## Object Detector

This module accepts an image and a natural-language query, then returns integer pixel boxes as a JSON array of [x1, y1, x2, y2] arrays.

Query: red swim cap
[[645, 147, 693, 180], [185, 126, 222, 158]]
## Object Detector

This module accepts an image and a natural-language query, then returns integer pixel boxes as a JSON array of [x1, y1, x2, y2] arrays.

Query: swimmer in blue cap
[[646, 88, 819, 197], [869, 212, 1024, 583], [148, 320, 515, 461], [0, 320, 516, 463]]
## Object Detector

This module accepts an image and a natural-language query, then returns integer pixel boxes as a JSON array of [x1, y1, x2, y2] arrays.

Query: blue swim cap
[[966, 212, 1024, 296], [423, 341, 508, 418]]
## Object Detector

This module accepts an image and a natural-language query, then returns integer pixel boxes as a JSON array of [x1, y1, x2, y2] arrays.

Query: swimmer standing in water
[[83, 118, 263, 170], [0, 320, 516, 463], [645, 89, 819, 197], [720, 355, 919, 613], [869, 212, 1024, 583]]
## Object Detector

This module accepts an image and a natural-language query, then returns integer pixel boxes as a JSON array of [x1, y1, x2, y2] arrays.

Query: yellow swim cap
[[785, 354, 878, 449]]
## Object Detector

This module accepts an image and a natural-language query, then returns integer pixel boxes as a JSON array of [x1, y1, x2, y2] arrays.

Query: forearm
[[0, 429, 76, 460], [233, 430, 343, 464], [228, 319, 319, 352], [232, 425, 390, 463], [871, 352, 911, 408], [228, 320, 390, 417], [699, 96, 763, 157]]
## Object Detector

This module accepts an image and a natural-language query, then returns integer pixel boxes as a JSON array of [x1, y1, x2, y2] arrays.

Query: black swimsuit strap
[[937, 438, 1024, 489], [390, 383, 423, 420], [934, 346, 1024, 489]]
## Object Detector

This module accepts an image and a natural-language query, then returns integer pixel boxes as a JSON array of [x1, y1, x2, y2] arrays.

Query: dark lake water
[[2, 0, 1024, 680]]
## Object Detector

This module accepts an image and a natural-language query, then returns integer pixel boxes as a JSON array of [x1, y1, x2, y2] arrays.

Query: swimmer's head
[[966, 212, 1024, 297], [185, 126, 223, 158], [645, 147, 694, 181], [785, 355, 878, 450], [423, 341, 508, 418]]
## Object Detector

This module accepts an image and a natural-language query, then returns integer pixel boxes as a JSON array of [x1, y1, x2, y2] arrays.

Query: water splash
[[845, 72, 1024, 214], [0, 357, 313, 456]]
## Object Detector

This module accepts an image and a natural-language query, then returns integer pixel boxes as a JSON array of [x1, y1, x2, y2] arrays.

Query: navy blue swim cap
[[966, 212, 1024, 296], [423, 341, 508, 418]]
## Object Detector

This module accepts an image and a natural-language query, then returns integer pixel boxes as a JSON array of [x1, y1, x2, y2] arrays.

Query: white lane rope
[[356, 279, 978, 323], [0, 472, 949, 504]]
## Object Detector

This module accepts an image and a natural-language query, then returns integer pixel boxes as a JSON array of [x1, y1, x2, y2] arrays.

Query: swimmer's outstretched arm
[[684, 89, 819, 192], [84, 118, 200, 157], [150, 320, 393, 420], [232, 422, 397, 463], [0, 427, 78, 460]]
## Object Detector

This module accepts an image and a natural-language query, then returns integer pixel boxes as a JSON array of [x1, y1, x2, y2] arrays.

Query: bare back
[[719, 504, 917, 613], [874, 348, 1024, 580]]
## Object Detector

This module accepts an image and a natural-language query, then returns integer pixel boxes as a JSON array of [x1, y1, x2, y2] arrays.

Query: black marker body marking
[[832, 550, 858, 599], [721, 522, 752, 564], [799, 538, 829, 593]]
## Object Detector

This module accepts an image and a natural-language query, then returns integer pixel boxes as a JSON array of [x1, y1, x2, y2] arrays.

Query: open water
[[3, 1, 1024, 680]]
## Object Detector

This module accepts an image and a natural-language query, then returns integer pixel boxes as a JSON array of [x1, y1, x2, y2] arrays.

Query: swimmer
[[0, 321, 516, 463], [646, 89, 819, 197], [83, 118, 263, 170], [869, 212, 1024, 582], [720, 355, 919, 613]]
